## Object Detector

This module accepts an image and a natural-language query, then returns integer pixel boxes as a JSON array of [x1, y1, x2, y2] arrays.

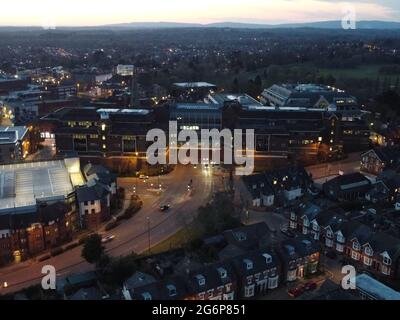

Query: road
[[25, 138, 56, 161], [0, 164, 214, 295]]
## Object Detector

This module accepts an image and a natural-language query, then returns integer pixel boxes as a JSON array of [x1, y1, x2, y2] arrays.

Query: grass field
[[318, 64, 400, 81], [149, 222, 203, 255]]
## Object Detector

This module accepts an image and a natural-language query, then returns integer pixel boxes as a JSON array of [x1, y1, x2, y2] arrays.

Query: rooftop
[[0, 158, 84, 214], [173, 82, 217, 89], [0, 126, 29, 145], [354, 273, 400, 300]]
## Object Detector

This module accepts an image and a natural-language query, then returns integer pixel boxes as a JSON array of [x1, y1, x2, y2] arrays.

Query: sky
[[0, 0, 399, 27]]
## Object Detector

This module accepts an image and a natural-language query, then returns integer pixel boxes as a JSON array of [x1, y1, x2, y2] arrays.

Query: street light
[[146, 217, 151, 254]]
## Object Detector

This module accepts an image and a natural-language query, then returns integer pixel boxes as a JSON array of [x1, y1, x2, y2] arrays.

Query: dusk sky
[[1, 0, 399, 26]]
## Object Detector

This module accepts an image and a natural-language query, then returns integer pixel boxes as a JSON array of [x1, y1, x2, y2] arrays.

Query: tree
[[81, 234, 105, 265]]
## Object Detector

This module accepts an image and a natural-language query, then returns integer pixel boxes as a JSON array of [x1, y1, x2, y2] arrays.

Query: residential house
[[278, 236, 320, 282], [323, 173, 372, 201], [122, 271, 157, 300], [242, 166, 312, 208], [366, 170, 400, 204], [289, 202, 323, 240], [230, 249, 280, 299], [185, 263, 236, 300], [76, 164, 117, 230], [361, 147, 400, 176], [241, 174, 275, 208]]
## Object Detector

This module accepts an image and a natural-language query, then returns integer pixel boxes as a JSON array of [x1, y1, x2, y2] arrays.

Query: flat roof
[[354, 274, 400, 300], [0, 160, 84, 214], [0, 126, 28, 144], [173, 82, 216, 88]]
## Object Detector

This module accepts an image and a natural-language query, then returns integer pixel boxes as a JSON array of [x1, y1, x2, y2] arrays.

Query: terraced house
[[289, 209, 400, 281]]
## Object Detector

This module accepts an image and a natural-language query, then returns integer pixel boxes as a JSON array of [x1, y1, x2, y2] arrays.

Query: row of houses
[[289, 208, 400, 281], [120, 223, 320, 300]]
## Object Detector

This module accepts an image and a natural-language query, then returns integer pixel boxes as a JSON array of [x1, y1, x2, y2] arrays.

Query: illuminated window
[[101, 123, 106, 131]]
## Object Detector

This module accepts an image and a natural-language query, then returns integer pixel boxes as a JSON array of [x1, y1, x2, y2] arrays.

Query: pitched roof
[[76, 183, 109, 202]]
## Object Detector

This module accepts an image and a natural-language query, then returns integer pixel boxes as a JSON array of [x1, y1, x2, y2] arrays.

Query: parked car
[[160, 204, 171, 212], [303, 281, 318, 291], [288, 286, 304, 298], [101, 235, 115, 244], [139, 175, 149, 180]]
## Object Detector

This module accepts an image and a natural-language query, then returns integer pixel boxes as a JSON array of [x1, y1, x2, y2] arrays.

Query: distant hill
[[1, 20, 400, 31], [102, 20, 400, 30]]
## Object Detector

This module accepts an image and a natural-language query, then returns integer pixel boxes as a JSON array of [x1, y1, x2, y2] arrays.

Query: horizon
[[0, 0, 399, 27]]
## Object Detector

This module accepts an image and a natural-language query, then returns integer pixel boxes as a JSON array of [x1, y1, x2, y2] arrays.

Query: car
[[288, 287, 304, 298], [139, 175, 149, 180], [101, 235, 115, 244], [160, 204, 170, 212], [303, 281, 318, 291]]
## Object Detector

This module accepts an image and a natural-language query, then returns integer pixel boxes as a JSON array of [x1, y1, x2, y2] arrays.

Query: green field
[[318, 64, 400, 81]]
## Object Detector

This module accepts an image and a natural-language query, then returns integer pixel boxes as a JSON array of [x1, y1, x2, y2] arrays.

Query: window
[[217, 268, 227, 279], [336, 244, 344, 253], [84, 201, 88, 206], [325, 238, 333, 248], [352, 242, 360, 251], [244, 285, 255, 298], [326, 229, 333, 238], [91, 209, 95, 214], [381, 265, 391, 275], [268, 276, 279, 289], [196, 275, 206, 286], [84, 209, 89, 215], [91, 200, 95, 205], [351, 251, 360, 261], [244, 259, 253, 270], [363, 256, 372, 266], [166, 285, 176, 297], [383, 256, 392, 266], [290, 212, 296, 221]]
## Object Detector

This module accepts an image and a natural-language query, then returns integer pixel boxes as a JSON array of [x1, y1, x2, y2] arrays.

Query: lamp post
[[147, 217, 151, 254]]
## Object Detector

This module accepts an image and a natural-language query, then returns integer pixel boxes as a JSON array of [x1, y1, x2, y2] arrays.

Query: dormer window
[[364, 246, 373, 256], [243, 259, 253, 270], [336, 232, 345, 243], [217, 267, 227, 279], [262, 253, 272, 264], [195, 274, 206, 286], [142, 292, 152, 300], [166, 284, 177, 297], [352, 241, 360, 251], [382, 254, 392, 266], [326, 229, 333, 238], [235, 232, 247, 242], [252, 184, 257, 190]]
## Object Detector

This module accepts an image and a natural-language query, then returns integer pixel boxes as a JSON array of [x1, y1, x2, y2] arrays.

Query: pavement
[[0, 164, 215, 295]]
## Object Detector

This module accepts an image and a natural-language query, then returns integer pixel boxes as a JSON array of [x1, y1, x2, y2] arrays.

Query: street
[[0, 164, 214, 294]]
